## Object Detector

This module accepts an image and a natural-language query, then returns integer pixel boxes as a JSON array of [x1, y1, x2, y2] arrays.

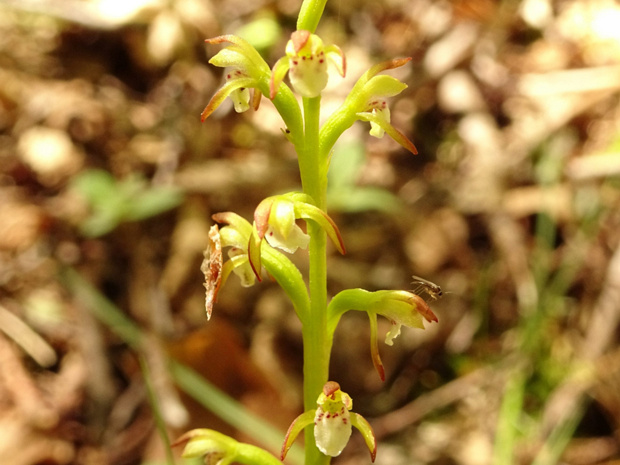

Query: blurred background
[[1, 0, 620, 464]]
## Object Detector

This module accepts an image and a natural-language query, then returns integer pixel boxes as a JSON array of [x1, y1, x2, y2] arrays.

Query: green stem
[[299, 97, 325, 205], [297, 0, 328, 33], [299, 96, 331, 465]]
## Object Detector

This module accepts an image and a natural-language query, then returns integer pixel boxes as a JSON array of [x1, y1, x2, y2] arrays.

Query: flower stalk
[[178, 0, 437, 464], [300, 94, 331, 465]]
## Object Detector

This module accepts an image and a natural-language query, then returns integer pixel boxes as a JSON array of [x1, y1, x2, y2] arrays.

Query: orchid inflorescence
[[201, 32, 417, 155], [177, 4, 438, 463]]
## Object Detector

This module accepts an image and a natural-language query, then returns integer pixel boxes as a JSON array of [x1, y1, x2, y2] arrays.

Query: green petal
[[379, 290, 430, 328], [295, 202, 346, 254], [351, 413, 378, 462], [264, 222, 310, 253], [365, 57, 412, 80], [281, 410, 316, 460], [228, 253, 255, 288], [181, 437, 224, 459], [320, 58, 412, 157], [362, 75, 408, 99], [269, 56, 290, 99], [209, 47, 246, 68], [205, 35, 270, 75], [220, 258, 235, 289], [327, 289, 430, 337], [356, 111, 418, 154], [368, 312, 385, 381], [348, 57, 411, 99], [212, 212, 253, 238], [325, 44, 346, 77], [173, 429, 235, 459], [218, 225, 248, 248], [271, 198, 296, 239], [253, 197, 275, 239], [247, 227, 263, 282], [201, 77, 256, 121], [250, 88, 262, 111]]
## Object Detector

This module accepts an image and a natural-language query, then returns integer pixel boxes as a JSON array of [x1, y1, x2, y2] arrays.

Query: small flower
[[258, 196, 310, 254], [377, 290, 438, 343], [270, 30, 346, 99], [281, 381, 377, 462], [208, 210, 311, 320], [249, 192, 345, 279], [327, 289, 437, 381], [200, 212, 257, 320], [321, 58, 418, 155], [173, 429, 231, 464], [354, 58, 418, 153], [370, 291, 437, 380], [201, 35, 271, 121], [204, 211, 281, 318], [212, 211, 258, 286], [313, 381, 355, 457], [360, 98, 390, 138], [224, 69, 252, 113], [174, 428, 282, 465]]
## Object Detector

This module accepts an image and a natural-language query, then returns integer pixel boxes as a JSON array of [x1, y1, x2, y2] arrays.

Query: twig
[[0, 303, 57, 367]]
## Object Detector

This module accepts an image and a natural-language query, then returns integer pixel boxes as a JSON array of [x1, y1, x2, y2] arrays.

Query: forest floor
[[1, 0, 620, 464]]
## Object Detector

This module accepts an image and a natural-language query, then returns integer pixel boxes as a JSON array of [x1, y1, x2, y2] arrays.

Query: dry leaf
[[200, 225, 223, 320]]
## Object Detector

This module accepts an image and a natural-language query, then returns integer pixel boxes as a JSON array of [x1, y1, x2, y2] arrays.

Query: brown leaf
[[200, 225, 223, 320]]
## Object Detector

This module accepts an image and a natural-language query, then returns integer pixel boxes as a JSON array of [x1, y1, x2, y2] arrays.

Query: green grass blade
[[63, 267, 303, 465]]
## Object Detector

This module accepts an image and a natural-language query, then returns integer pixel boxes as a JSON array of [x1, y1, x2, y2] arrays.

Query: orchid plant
[[175, 1, 438, 464]]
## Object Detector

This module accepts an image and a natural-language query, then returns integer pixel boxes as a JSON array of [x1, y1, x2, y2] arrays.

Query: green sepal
[[174, 429, 235, 459], [218, 224, 248, 249], [326, 289, 437, 380], [253, 197, 275, 240], [270, 55, 291, 99], [295, 202, 346, 255], [209, 47, 247, 68], [351, 413, 378, 462], [204, 36, 302, 146], [247, 227, 263, 282], [271, 198, 296, 240], [356, 111, 418, 154], [320, 57, 414, 157], [216, 211, 251, 232], [358, 75, 408, 100], [174, 428, 283, 465], [205, 35, 270, 75], [280, 410, 316, 460], [325, 44, 346, 77], [254, 193, 345, 255], [367, 312, 385, 382], [201, 76, 256, 121], [327, 289, 427, 335], [220, 258, 236, 290], [359, 57, 413, 88]]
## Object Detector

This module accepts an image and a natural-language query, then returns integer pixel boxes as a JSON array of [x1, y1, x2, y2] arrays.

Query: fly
[[411, 275, 443, 301]]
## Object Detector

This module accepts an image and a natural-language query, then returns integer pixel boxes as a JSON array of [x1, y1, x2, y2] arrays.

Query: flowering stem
[[300, 96, 325, 205], [300, 95, 331, 465], [297, 0, 328, 33]]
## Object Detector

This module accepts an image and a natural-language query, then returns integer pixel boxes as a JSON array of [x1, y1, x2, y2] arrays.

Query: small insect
[[411, 275, 443, 301]]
